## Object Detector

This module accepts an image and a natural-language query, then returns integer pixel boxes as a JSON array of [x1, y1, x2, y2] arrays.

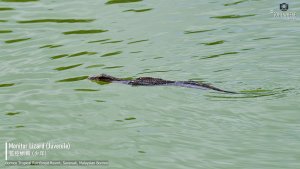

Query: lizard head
[[88, 74, 121, 82]]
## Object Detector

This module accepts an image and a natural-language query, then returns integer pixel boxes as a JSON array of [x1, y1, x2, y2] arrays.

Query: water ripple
[[224, 0, 247, 6], [50, 54, 69, 60], [74, 89, 99, 92], [101, 51, 122, 57], [5, 112, 20, 116], [40, 44, 63, 48], [88, 39, 110, 43], [5, 38, 31, 43], [85, 64, 105, 69], [103, 66, 124, 69], [206, 88, 292, 100], [202, 40, 225, 46], [18, 19, 95, 23], [128, 39, 148, 44], [0, 7, 14, 10], [69, 51, 97, 57], [184, 29, 215, 34], [105, 0, 142, 5], [123, 8, 152, 13], [0, 83, 15, 87], [63, 29, 107, 35], [0, 30, 12, 33], [1, 0, 38, 2], [101, 40, 123, 44], [54, 64, 82, 71], [56, 76, 88, 83], [211, 14, 255, 19], [201, 52, 239, 59]]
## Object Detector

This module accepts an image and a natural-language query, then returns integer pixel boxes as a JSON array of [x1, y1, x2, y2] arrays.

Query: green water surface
[[1, 0, 300, 168]]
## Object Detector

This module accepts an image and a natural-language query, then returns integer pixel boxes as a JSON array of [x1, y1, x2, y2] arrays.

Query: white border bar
[[5, 142, 7, 161]]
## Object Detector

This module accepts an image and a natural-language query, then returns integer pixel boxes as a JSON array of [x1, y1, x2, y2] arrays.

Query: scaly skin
[[88, 74, 237, 94]]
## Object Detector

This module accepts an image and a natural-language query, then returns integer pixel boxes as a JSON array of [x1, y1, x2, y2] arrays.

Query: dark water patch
[[74, 89, 99, 92], [5, 38, 31, 43], [95, 100, 105, 102], [184, 29, 215, 34], [63, 29, 107, 35], [69, 51, 97, 57], [56, 76, 88, 82], [207, 93, 276, 99], [86, 64, 105, 69], [116, 120, 123, 122], [101, 40, 123, 44], [1, 0, 38, 2], [94, 81, 111, 85], [202, 40, 225, 46], [211, 14, 255, 19], [241, 48, 254, 51], [103, 66, 124, 69], [0, 20, 7, 22], [213, 68, 231, 72], [224, 0, 247, 6], [125, 117, 136, 120], [138, 151, 146, 153], [54, 64, 82, 71], [153, 56, 163, 59], [128, 39, 148, 44], [101, 51, 122, 57], [88, 39, 110, 43], [0, 83, 15, 87], [106, 0, 142, 5], [0, 7, 14, 10], [18, 19, 94, 23], [130, 51, 142, 54], [0, 30, 12, 33], [253, 37, 273, 40], [40, 44, 62, 48], [201, 52, 239, 59], [50, 54, 69, 60], [5, 112, 20, 116], [15, 125, 25, 128], [124, 8, 152, 12]]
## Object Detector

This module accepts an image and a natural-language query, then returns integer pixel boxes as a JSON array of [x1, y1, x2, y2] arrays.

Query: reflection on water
[[63, 29, 108, 35], [101, 51, 122, 57], [124, 8, 152, 12], [224, 0, 247, 6], [1, 0, 39, 2], [211, 14, 256, 19], [56, 76, 88, 82], [5, 38, 31, 43], [5, 112, 20, 116], [54, 64, 83, 71], [17, 19, 95, 23], [0, 83, 15, 87], [0, 30, 12, 33], [40, 44, 63, 49], [201, 52, 239, 59], [88, 39, 110, 43], [105, 0, 142, 5], [0, 7, 14, 10], [202, 40, 225, 46], [184, 29, 215, 34]]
